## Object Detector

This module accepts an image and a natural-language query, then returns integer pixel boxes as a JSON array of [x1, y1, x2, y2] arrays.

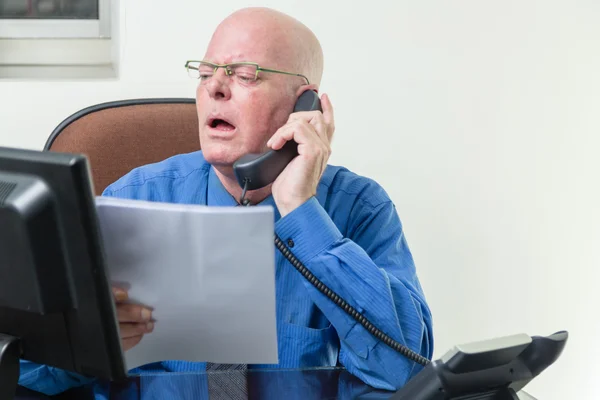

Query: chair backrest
[[45, 98, 200, 196]]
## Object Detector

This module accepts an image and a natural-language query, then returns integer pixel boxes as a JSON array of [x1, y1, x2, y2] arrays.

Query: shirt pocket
[[277, 321, 340, 368]]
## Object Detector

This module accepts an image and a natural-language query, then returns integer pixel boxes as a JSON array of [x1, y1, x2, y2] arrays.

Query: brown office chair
[[44, 98, 200, 195]]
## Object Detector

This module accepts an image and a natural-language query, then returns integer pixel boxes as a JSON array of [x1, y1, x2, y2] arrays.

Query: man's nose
[[204, 69, 231, 100]]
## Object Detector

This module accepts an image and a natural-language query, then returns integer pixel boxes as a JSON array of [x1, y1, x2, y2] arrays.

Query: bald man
[[17, 7, 433, 397]]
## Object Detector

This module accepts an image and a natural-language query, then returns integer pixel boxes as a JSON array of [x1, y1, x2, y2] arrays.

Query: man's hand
[[267, 93, 335, 217], [112, 287, 154, 352]]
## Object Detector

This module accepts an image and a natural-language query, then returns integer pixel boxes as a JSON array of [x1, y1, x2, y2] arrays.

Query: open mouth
[[208, 118, 236, 131]]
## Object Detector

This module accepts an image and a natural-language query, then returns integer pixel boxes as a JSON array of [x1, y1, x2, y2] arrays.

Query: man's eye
[[199, 74, 212, 80], [237, 75, 256, 83]]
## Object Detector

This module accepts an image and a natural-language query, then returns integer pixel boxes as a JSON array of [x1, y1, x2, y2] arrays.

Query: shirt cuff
[[275, 197, 343, 263]]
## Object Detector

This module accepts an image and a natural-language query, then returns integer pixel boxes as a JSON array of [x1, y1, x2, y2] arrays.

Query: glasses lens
[[186, 62, 259, 83], [186, 62, 199, 79], [229, 63, 258, 82], [186, 62, 215, 80], [197, 62, 216, 81]]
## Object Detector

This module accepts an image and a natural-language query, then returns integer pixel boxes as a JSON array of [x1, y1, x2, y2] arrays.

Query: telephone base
[[391, 387, 520, 400], [390, 330, 565, 400]]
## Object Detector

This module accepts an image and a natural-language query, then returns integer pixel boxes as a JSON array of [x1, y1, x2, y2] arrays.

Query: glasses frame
[[184, 60, 310, 85]]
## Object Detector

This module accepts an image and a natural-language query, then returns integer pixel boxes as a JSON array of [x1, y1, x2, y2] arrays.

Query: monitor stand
[[0, 333, 20, 400]]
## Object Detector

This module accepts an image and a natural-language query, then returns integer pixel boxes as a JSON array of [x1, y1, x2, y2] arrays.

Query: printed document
[[94, 196, 278, 370]]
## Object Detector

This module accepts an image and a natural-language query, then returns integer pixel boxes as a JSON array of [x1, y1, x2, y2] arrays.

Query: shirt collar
[[207, 166, 238, 207], [207, 166, 281, 221]]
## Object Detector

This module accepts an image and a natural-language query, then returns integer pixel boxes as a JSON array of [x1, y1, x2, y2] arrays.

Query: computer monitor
[[0, 146, 127, 398]]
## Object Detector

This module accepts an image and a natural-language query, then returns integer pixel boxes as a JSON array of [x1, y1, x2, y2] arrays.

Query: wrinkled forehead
[[203, 21, 297, 70]]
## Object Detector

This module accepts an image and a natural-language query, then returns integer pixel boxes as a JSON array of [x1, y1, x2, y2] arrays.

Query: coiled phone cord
[[241, 181, 430, 367]]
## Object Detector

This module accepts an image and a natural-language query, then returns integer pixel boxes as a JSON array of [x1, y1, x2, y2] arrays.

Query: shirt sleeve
[[18, 360, 95, 396], [274, 196, 434, 391]]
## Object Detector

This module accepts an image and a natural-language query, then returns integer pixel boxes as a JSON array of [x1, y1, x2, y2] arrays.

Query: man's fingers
[[267, 121, 315, 150], [120, 321, 154, 339], [266, 92, 334, 153], [320, 94, 334, 127], [286, 93, 334, 143], [287, 113, 329, 144], [320, 93, 335, 141], [117, 303, 153, 323], [287, 110, 320, 123], [112, 287, 128, 302], [310, 118, 329, 144], [122, 335, 143, 351], [111, 287, 154, 352]]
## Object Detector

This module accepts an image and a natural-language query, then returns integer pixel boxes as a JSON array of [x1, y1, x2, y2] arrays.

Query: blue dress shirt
[[18, 150, 434, 398]]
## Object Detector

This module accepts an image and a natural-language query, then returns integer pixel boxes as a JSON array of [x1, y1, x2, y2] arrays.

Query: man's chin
[[201, 148, 240, 171]]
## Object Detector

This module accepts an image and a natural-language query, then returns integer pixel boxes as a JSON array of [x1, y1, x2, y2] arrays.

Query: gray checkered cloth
[[206, 363, 248, 399]]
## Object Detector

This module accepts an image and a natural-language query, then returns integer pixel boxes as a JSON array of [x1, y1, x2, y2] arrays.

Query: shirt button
[[287, 239, 295, 248]]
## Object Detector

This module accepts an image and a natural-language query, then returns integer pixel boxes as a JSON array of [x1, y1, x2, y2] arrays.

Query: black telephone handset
[[233, 90, 322, 192]]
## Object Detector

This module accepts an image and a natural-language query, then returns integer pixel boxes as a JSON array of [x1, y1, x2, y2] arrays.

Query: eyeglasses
[[184, 60, 310, 86]]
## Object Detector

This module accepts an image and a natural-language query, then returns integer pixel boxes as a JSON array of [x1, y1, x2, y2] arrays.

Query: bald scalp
[[212, 7, 324, 88]]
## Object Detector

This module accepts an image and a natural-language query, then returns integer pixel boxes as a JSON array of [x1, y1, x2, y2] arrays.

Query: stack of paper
[[94, 196, 278, 370]]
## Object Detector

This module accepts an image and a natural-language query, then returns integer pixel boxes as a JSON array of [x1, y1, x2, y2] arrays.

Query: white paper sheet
[[94, 196, 278, 370]]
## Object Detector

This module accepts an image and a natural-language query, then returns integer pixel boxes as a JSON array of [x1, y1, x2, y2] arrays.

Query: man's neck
[[213, 166, 273, 205]]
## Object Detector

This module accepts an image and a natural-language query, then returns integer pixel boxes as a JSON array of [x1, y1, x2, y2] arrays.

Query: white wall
[[1, 1, 599, 398]]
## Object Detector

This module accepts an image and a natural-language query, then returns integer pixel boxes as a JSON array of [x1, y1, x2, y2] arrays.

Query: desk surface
[[16, 367, 536, 400]]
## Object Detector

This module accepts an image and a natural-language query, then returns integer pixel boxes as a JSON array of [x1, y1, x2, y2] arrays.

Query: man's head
[[194, 7, 324, 174]]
